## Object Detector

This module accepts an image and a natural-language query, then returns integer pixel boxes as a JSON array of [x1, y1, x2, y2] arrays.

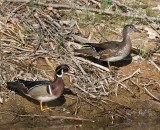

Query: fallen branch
[[18, 114, 93, 122], [119, 68, 140, 82], [110, 77, 133, 94], [153, 53, 160, 56], [49, 116, 93, 122], [111, 0, 138, 12], [76, 57, 110, 72], [70, 55, 87, 75], [150, 60, 160, 72], [112, 0, 160, 31], [33, 27, 42, 53], [45, 57, 55, 71], [77, 94, 103, 110], [6, 0, 160, 21], [70, 34, 90, 43], [90, 0, 101, 8], [144, 87, 160, 102]]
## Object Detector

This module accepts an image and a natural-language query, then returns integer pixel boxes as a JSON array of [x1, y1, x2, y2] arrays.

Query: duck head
[[54, 64, 73, 79], [122, 24, 141, 37]]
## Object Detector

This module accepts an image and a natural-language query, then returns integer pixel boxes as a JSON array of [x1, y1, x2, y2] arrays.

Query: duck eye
[[63, 66, 67, 69]]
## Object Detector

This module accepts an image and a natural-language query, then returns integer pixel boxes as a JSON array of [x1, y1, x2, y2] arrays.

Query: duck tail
[[7, 81, 24, 91]]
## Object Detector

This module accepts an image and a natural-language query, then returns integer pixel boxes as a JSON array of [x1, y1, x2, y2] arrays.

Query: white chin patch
[[56, 74, 62, 77]]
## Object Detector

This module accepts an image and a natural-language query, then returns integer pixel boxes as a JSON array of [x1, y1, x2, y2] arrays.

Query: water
[[1, 118, 160, 130]]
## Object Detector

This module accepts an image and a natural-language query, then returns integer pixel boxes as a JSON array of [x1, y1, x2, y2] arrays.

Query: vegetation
[[137, 42, 149, 57]]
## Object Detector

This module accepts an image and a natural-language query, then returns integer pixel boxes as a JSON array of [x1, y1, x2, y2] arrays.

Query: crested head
[[55, 64, 73, 79]]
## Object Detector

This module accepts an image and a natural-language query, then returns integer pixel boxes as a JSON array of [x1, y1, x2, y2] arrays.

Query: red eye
[[63, 66, 67, 69]]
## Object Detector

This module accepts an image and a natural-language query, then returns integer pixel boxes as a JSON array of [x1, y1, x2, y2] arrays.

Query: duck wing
[[7, 79, 52, 92], [86, 41, 120, 52], [74, 48, 96, 56], [17, 79, 52, 89]]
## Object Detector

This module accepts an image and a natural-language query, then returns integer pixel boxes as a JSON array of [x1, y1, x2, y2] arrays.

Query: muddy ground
[[0, 0, 160, 129]]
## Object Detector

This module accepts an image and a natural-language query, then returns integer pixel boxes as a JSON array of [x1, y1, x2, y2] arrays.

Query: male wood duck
[[74, 25, 141, 71], [7, 64, 74, 112]]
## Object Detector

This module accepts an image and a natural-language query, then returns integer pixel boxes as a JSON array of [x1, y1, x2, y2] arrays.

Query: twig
[[150, 60, 160, 72], [2, 44, 50, 53], [76, 57, 110, 72], [143, 87, 160, 102], [6, 0, 160, 21], [130, 79, 143, 94], [75, 83, 130, 111], [1, 31, 19, 42], [74, 95, 81, 116], [33, 27, 42, 53], [90, 0, 101, 8], [74, 83, 97, 98], [70, 55, 87, 75], [70, 34, 90, 43], [49, 116, 93, 122], [119, 68, 140, 82], [102, 97, 131, 109], [34, 10, 56, 43], [45, 57, 55, 71], [94, 25, 109, 41], [18, 114, 93, 122], [111, 0, 138, 13], [149, 23, 160, 36], [112, 0, 160, 34], [77, 94, 103, 110], [18, 30, 25, 45], [153, 53, 160, 56], [110, 77, 133, 94], [74, 84, 105, 110], [62, 46, 94, 86], [5, 3, 26, 23], [61, 47, 87, 75]]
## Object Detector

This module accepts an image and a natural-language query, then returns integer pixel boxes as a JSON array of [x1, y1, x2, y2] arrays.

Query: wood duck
[[74, 25, 141, 70], [7, 64, 74, 112]]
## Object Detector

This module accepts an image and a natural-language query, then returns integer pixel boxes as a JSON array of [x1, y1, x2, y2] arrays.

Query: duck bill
[[134, 28, 141, 33], [68, 69, 74, 74]]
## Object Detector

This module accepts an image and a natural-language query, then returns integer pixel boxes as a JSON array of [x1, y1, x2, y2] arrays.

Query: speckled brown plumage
[[74, 25, 141, 62]]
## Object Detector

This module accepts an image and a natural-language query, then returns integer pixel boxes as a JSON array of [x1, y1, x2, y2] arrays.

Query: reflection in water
[[1, 118, 160, 130]]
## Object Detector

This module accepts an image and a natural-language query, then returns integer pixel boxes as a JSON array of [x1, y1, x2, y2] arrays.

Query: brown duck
[[74, 25, 141, 70]]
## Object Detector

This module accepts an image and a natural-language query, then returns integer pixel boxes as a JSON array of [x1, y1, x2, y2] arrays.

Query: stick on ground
[[45, 57, 55, 71]]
